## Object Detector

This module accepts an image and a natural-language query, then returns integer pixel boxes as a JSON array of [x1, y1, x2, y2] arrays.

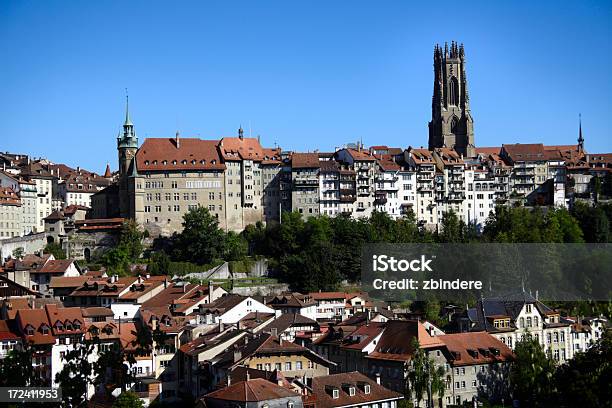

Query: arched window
[[449, 76, 459, 106], [451, 116, 459, 134]]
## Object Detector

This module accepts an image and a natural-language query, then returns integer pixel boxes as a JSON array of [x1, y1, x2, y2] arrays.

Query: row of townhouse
[[98, 98, 612, 237], [0, 301, 133, 398], [0, 154, 112, 238]]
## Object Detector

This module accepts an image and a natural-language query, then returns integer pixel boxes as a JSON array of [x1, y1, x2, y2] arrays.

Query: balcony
[[340, 195, 356, 203], [293, 177, 319, 186]]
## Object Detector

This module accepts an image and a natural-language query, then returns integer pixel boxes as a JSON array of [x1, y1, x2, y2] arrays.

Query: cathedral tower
[[428, 41, 475, 157]]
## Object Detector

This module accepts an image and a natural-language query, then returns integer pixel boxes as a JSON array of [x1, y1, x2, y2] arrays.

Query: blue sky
[[1, 1, 611, 173]]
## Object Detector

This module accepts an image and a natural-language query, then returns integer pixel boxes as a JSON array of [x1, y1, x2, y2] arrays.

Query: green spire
[[124, 90, 133, 127]]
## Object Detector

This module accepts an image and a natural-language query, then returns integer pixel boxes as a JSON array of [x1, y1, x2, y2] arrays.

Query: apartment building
[[433, 148, 467, 222], [133, 135, 227, 234], [334, 148, 377, 218], [0, 187, 22, 239], [291, 153, 320, 218], [319, 160, 341, 217], [405, 148, 438, 228], [468, 293, 573, 362]]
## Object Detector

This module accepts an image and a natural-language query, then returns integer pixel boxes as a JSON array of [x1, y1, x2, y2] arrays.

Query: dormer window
[[41, 325, 49, 335], [348, 386, 356, 396], [25, 325, 34, 336], [162, 160, 167, 165], [73, 321, 81, 330], [153, 160, 158, 165], [332, 390, 339, 399], [182, 160, 187, 165], [145, 160, 150, 165], [191, 160, 196, 165], [364, 384, 371, 394], [172, 160, 177, 165]]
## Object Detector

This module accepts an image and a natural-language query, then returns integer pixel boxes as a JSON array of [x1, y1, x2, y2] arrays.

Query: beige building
[[133, 134, 227, 235], [0, 187, 22, 240]]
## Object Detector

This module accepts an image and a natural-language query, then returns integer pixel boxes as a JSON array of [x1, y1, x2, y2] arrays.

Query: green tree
[[175, 206, 226, 264], [224, 231, 248, 261], [148, 251, 171, 276], [112, 391, 144, 408], [0, 342, 46, 387], [555, 330, 612, 407], [510, 336, 556, 407], [11, 247, 24, 259], [44, 242, 67, 259], [55, 338, 99, 407], [405, 338, 445, 407]]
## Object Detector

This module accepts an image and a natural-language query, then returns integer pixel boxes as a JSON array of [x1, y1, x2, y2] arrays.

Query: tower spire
[[578, 113, 584, 152], [124, 88, 133, 126]]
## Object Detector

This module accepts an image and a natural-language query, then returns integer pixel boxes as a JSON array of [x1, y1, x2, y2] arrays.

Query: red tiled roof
[[311, 372, 402, 408], [137, 138, 225, 171], [204, 378, 297, 402], [438, 332, 514, 366], [35, 259, 76, 274], [218, 137, 267, 162], [291, 153, 320, 169], [0, 320, 20, 341], [0, 187, 21, 206]]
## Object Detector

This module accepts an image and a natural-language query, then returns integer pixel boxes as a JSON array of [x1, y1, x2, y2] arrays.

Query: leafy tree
[[555, 330, 612, 407], [112, 391, 144, 408], [55, 337, 99, 407], [0, 341, 46, 386], [175, 206, 226, 264], [510, 336, 556, 407], [119, 220, 145, 261], [44, 242, 67, 259], [405, 338, 445, 407], [11, 247, 24, 259], [224, 231, 248, 261], [148, 251, 171, 276], [572, 202, 610, 243]]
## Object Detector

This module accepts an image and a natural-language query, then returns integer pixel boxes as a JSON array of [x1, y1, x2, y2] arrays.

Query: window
[[296, 361, 302, 370], [449, 76, 459, 106], [332, 389, 339, 399], [285, 362, 292, 371], [349, 386, 356, 396]]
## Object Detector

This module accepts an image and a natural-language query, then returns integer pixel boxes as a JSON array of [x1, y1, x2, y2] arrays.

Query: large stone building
[[428, 42, 476, 158]]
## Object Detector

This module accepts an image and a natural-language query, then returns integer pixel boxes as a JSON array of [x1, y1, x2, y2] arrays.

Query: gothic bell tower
[[428, 41, 475, 157]]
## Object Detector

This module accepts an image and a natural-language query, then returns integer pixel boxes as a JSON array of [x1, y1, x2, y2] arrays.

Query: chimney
[[219, 320, 224, 332], [233, 349, 242, 363], [145, 273, 150, 280], [175, 131, 180, 149], [227, 374, 231, 386], [375, 373, 381, 385], [246, 370, 251, 381], [208, 280, 214, 302], [270, 327, 278, 337]]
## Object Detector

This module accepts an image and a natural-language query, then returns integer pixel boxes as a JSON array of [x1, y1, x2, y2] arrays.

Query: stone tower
[[117, 95, 138, 176], [428, 41, 475, 157], [117, 96, 139, 219]]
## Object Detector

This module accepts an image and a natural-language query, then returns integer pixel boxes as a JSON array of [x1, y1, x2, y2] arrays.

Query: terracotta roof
[[44, 304, 85, 336], [409, 148, 436, 165], [435, 148, 465, 165], [35, 259, 76, 274], [204, 378, 297, 402], [344, 148, 376, 162], [218, 137, 267, 162], [81, 307, 114, 318], [137, 138, 225, 171], [367, 320, 444, 361], [265, 313, 317, 334], [438, 332, 514, 366], [311, 372, 402, 408], [49, 276, 89, 288], [15, 308, 56, 345], [0, 320, 20, 341], [291, 153, 320, 169], [142, 282, 205, 309], [377, 156, 401, 171], [44, 210, 65, 221], [501, 143, 546, 162], [0, 187, 21, 206]]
